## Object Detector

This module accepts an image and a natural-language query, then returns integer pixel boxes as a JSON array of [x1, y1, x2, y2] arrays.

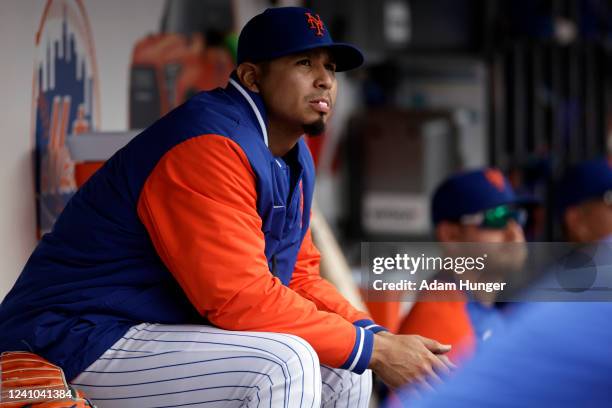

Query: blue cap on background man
[[431, 168, 533, 225], [237, 7, 364, 72], [558, 157, 612, 214]]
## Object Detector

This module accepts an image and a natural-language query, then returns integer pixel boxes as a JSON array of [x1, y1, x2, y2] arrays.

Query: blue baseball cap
[[431, 168, 533, 225], [558, 157, 612, 213], [237, 7, 364, 72]]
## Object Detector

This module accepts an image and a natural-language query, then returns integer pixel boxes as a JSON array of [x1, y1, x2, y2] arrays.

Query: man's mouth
[[309, 98, 330, 113]]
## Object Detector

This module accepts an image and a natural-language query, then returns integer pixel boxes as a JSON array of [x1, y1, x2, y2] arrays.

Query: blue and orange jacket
[[0, 74, 384, 380]]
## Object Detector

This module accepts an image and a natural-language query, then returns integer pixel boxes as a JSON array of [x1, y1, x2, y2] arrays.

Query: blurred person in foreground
[[390, 300, 612, 407]]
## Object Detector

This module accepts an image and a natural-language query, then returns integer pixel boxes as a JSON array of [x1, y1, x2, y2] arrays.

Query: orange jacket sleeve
[[136, 134, 373, 373], [289, 225, 388, 334], [398, 300, 476, 364]]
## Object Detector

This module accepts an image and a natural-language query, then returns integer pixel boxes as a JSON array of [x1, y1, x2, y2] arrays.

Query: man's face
[[436, 217, 526, 244], [565, 199, 612, 242], [437, 217, 527, 298], [452, 221, 525, 243], [257, 48, 337, 136]]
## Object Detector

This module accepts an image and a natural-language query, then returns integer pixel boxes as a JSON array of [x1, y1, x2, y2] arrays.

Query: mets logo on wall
[[32, 0, 100, 235]]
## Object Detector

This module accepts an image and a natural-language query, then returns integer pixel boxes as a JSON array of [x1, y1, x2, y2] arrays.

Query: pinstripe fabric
[[71, 324, 371, 408], [320, 366, 371, 408]]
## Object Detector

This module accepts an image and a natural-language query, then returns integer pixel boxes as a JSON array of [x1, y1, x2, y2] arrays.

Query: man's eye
[[298, 59, 311, 66], [325, 63, 337, 72]]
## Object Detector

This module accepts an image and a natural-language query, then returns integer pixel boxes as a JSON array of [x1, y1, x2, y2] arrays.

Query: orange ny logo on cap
[[485, 168, 506, 191], [305, 12, 325, 36]]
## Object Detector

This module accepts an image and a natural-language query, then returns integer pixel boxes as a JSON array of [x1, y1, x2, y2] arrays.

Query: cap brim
[[324, 43, 364, 72], [496, 195, 541, 207], [256, 42, 364, 72], [511, 194, 541, 207], [479, 194, 540, 214]]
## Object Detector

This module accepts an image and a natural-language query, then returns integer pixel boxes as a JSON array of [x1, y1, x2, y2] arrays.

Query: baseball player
[[0, 7, 451, 407], [557, 156, 612, 291], [389, 160, 612, 407], [559, 156, 612, 244], [397, 168, 530, 363]]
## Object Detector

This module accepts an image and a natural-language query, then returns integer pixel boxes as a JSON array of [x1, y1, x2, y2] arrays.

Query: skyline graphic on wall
[[33, 0, 99, 235]]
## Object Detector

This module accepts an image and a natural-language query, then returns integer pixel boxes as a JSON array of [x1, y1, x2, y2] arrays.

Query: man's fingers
[[418, 336, 452, 354], [424, 365, 443, 385], [437, 354, 457, 370], [416, 378, 436, 393], [403, 385, 423, 400], [430, 354, 451, 377]]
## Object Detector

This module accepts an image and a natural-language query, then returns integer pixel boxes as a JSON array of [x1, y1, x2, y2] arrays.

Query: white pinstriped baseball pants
[[71, 323, 372, 408]]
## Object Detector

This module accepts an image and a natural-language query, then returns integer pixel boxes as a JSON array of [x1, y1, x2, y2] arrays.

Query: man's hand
[[368, 332, 454, 389]]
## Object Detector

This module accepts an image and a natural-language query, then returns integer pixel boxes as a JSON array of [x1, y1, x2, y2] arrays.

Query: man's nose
[[313, 64, 333, 89], [504, 220, 526, 242]]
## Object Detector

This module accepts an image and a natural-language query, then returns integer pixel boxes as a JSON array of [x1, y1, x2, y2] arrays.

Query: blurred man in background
[[560, 157, 612, 244], [557, 156, 612, 292], [388, 159, 612, 407], [397, 168, 530, 363]]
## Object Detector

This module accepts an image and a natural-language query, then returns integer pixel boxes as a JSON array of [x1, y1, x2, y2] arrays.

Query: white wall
[[0, 0, 164, 299], [0, 0, 45, 299], [85, 0, 165, 131]]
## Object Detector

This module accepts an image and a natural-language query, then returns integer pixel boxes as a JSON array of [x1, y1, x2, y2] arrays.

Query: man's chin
[[302, 118, 326, 137]]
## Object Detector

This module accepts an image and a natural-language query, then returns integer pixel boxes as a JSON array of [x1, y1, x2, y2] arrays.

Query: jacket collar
[[226, 72, 307, 167], [227, 71, 269, 147]]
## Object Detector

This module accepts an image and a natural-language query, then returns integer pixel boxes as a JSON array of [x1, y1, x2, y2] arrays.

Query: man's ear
[[564, 206, 584, 242], [436, 221, 461, 242], [236, 62, 260, 93]]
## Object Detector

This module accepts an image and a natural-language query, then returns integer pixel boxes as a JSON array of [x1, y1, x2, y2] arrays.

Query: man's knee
[[257, 334, 321, 406], [275, 333, 320, 375], [320, 367, 372, 407]]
